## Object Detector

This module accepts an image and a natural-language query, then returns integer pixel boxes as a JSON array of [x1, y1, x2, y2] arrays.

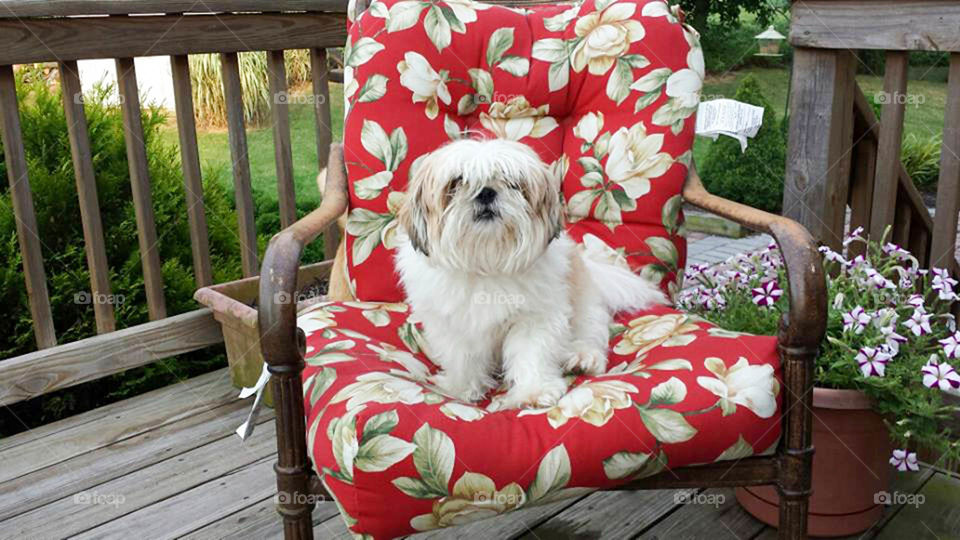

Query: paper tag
[[695, 99, 765, 152], [235, 363, 271, 441]]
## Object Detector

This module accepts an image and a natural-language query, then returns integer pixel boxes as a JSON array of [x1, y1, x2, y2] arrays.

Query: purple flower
[[881, 326, 907, 354], [939, 331, 960, 358], [844, 226, 864, 247], [856, 346, 891, 377], [889, 449, 919, 472], [904, 310, 932, 337], [922, 360, 960, 391], [843, 306, 870, 334], [907, 294, 925, 309], [931, 268, 959, 301], [819, 246, 846, 265], [864, 268, 895, 290], [751, 280, 782, 308]]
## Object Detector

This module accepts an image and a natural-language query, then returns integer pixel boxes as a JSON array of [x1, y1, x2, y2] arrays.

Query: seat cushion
[[300, 301, 781, 539], [342, 0, 702, 301]]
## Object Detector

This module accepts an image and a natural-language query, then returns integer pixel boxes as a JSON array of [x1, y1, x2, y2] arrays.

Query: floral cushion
[[342, 0, 702, 301], [299, 302, 782, 539]]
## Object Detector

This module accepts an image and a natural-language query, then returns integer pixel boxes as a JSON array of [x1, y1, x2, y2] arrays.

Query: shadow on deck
[[0, 368, 956, 539]]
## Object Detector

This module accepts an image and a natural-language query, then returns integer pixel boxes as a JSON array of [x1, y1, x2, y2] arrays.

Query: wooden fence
[[0, 1, 346, 407], [784, 0, 960, 271]]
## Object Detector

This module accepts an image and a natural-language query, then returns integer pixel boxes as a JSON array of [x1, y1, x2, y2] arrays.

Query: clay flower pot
[[736, 387, 892, 537]]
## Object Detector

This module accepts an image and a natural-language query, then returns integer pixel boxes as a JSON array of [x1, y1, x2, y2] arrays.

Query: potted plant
[[679, 226, 960, 537]]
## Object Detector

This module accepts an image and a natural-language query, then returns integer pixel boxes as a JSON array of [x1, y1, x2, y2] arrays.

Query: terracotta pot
[[736, 387, 892, 537]]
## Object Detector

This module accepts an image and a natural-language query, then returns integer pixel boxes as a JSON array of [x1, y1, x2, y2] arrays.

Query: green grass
[[160, 83, 344, 211]]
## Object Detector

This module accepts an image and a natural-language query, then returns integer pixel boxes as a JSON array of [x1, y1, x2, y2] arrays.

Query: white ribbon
[[236, 363, 271, 441]]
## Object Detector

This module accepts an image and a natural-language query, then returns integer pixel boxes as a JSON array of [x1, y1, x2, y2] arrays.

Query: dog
[[395, 138, 667, 409]]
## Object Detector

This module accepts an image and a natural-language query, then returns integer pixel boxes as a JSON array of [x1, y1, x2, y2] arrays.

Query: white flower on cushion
[[653, 32, 704, 129], [440, 401, 487, 421], [604, 122, 674, 200], [573, 112, 604, 143], [331, 371, 425, 410], [397, 52, 451, 119], [889, 449, 920, 472], [478, 96, 558, 140], [444, 0, 490, 25], [365, 342, 430, 381], [641, 0, 680, 23], [297, 304, 339, 334], [571, 2, 645, 75], [696, 356, 780, 418], [613, 313, 699, 357], [580, 233, 629, 270], [519, 379, 638, 428]]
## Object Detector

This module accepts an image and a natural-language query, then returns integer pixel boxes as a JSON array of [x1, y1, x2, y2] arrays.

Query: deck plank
[[0, 414, 275, 538], [0, 369, 235, 485], [635, 488, 766, 539], [184, 497, 342, 540], [73, 456, 279, 539], [875, 472, 960, 539], [519, 488, 696, 539], [0, 384, 249, 520]]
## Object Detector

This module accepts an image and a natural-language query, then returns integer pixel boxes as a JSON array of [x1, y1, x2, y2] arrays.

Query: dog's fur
[[394, 139, 666, 409]]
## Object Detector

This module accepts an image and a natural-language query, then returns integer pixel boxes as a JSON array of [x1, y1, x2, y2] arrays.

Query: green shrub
[[901, 133, 941, 193], [190, 49, 313, 129], [0, 65, 244, 435], [701, 75, 787, 213]]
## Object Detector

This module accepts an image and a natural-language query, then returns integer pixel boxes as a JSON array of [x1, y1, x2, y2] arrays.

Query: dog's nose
[[476, 187, 498, 205]]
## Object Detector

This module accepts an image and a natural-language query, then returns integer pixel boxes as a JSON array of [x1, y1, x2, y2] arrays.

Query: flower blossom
[[939, 331, 960, 358], [904, 310, 932, 337], [931, 268, 959, 301], [921, 359, 960, 391], [856, 346, 891, 377], [842, 306, 870, 334], [889, 449, 919, 472], [751, 280, 782, 308]]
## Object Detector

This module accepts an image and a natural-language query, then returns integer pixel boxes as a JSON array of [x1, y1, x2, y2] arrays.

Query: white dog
[[395, 139, 666, 409]]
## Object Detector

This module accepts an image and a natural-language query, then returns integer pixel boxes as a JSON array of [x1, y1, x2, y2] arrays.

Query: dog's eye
[[507, 182, 522, 191], [449, 176, 462, 191]]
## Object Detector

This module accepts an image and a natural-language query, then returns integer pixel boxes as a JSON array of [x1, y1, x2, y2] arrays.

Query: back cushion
[[342, 0, 702, 301]]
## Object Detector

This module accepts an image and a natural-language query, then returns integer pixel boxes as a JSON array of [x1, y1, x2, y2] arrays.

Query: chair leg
[[777, 492, 810, 540], [777, 339, 818, 540]]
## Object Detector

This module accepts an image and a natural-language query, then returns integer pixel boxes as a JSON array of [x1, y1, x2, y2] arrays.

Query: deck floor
[[1, 367, 957, 540]]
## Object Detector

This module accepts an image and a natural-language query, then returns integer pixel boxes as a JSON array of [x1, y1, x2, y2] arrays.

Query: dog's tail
[[580, 248, 668, 312]]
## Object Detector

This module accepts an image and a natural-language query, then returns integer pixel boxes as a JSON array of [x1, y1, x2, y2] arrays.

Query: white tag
[[235, 363, 271, 441], [695, 99, 766, 152]]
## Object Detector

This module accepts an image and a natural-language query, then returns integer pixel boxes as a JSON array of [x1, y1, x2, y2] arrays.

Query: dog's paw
[[501, 378, 568, 409], [564, 343, 608, 375]]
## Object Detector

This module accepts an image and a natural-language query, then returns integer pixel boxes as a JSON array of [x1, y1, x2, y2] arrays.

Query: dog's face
[[399, 139, 564, 275]]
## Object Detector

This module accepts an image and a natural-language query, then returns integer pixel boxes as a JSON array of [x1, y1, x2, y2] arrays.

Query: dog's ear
[[399, 176, 430, 257]]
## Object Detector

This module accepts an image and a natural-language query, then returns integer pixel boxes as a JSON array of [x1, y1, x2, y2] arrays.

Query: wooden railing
[[0, 1, 347, 407], [784, 0, 960, 271]]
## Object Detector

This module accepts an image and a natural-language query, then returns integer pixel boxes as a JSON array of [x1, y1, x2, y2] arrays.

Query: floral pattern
[[344, 0, 698, 301], [301, 302, 782, 538]]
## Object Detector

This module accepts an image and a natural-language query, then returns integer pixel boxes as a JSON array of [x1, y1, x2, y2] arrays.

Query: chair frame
[[259, 5, 824, 538], [258, 142, 826, 539]]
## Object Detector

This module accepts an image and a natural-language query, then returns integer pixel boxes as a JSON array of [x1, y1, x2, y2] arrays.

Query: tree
[[678, 0, 781, 35]]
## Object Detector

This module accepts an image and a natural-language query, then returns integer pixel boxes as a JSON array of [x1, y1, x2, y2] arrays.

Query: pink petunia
[[751, 280, 782, 308], [856, 346, 891, 377], [889, 449, 920, 472], [921, 360, 960, 391], [843, 306, 870, 334]]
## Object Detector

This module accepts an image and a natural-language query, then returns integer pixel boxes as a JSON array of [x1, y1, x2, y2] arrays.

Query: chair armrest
[[259, 143, 348, 362], [682, 162, 827, 352]]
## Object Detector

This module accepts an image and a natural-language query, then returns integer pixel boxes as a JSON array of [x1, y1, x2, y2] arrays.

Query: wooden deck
[[1, 367, 956, 540]]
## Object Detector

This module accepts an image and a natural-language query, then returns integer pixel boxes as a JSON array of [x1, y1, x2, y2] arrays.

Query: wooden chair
[[258, 1, 827, 538]]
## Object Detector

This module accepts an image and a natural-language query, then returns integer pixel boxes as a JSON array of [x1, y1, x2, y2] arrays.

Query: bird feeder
[[755, 26, 786, 57]]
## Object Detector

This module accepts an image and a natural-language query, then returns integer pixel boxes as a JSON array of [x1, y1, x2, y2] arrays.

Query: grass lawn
[[160, 83, 345, 213], [168, 67, 947, 204]]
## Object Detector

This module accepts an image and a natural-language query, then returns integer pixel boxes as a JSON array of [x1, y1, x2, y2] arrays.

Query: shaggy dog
[[394, 139, 666, 409]]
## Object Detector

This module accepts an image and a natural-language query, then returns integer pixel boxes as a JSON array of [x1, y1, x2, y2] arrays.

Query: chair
[[258, 0, 826, 538]]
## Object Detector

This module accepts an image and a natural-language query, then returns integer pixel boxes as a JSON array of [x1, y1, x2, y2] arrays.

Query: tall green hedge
[[701, 75, 787, 213]]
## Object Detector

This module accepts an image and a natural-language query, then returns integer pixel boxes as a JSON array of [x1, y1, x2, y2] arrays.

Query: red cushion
[[342, 0, 702, 301], [300, 302, 781, 538]]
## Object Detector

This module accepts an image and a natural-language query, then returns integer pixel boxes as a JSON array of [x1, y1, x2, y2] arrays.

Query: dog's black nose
[[476, 187, 498, 205]]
